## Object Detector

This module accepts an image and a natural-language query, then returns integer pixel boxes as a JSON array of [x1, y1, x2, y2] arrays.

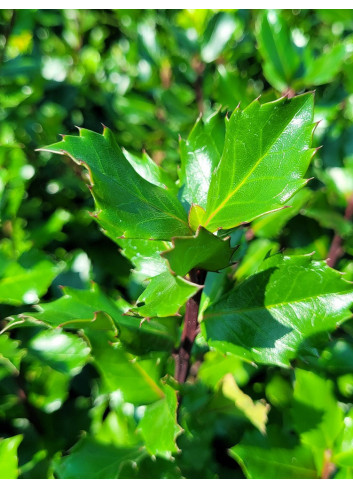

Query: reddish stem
[[327, 194, 353, 268], [175, 269, 206, 384]]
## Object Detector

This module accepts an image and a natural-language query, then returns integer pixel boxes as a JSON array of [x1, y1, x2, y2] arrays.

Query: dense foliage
[[2, 8, 353, 479]]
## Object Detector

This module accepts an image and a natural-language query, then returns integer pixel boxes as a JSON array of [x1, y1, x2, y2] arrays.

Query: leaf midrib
[[204, 99, 310, 227], [203, 289, 353, 320]]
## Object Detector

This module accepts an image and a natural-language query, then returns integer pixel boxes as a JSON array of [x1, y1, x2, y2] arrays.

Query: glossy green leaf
[[203, 254, 353, 367], [54, 436, 142, 479], [230, 431, 317, 479], [333, 410, 353, 468], [28, 329, 90, 375], [131, 271, 201, 318], [0, 435, 23, 479], [40, 127, 191, 240], [122, 148, 177, 192], [88, 326, 165, 405], [234, 238, 279, 282], [291, 369, 343, 458], [179, 111, 224, 209], [201, 12, 240, 63], [0, 334, 25, 375], [117, 238, 170, 280], [162, 226, 235, 276], [0, 252, 59, 306], [8, 285, 176, 354], [139, 384, 182, 456], [202, 93, 316, 232], [251, 188, 312, 239], [256, 10, 301, 91]]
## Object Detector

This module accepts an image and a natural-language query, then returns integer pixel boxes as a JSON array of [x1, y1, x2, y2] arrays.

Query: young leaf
[[161, 226, 235, 277], [0, 435, 23, 479], [131, 271, 201, 318], [202, 93, 316, 232], [39, 127, 191, 240], [221, 374, 269, 433], [203, 254, 353, 367]]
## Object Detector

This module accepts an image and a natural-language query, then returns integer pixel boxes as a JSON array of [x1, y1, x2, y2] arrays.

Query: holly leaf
[[122, 148, 177, 192], [28, 329, 91, 376], [291, 369, 343, 472], [201, 93, 316, 232], [0, 334, 26, 375], [117, 238, 170, 280], [39, 127, 191, 240], [131, 271, 201, 318], [6, 285, 176, 354], [230, 431, 317, 479], [161, 226, 236, 277], [0, 251, 59, 306], [256, 10, 301, 91], [179, 110, 224, 209], [138, 384, 182, 457], [54, 436, 142, 479], [202, 254, 353, 367]]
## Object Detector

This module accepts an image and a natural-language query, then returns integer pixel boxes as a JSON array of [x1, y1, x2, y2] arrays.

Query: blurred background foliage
[[2, 8, 353, 479]]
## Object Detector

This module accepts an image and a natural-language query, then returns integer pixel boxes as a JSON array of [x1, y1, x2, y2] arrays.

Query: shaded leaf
[[162, 226, 235, 277]]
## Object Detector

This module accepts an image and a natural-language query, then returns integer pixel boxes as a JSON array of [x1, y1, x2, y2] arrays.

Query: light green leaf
[[202, 93, 316, 232], [221, 374, 269, 433], [234, 238, 279, 282], [131, 271, 201, 318], [333, 410, 353, 468], [179, 111, 224, 209], [139, 384, 182, 457], [203, 254, 353, 367], [40, 127, 191, 240], [0, 435, 23, 479], [198, 351, 255, 389], [303, 44, 347, 87], [162, 226, 235, 277]]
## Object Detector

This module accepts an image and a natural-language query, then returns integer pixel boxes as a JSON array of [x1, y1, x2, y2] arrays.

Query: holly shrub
[[2, 8, 353, 480]]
